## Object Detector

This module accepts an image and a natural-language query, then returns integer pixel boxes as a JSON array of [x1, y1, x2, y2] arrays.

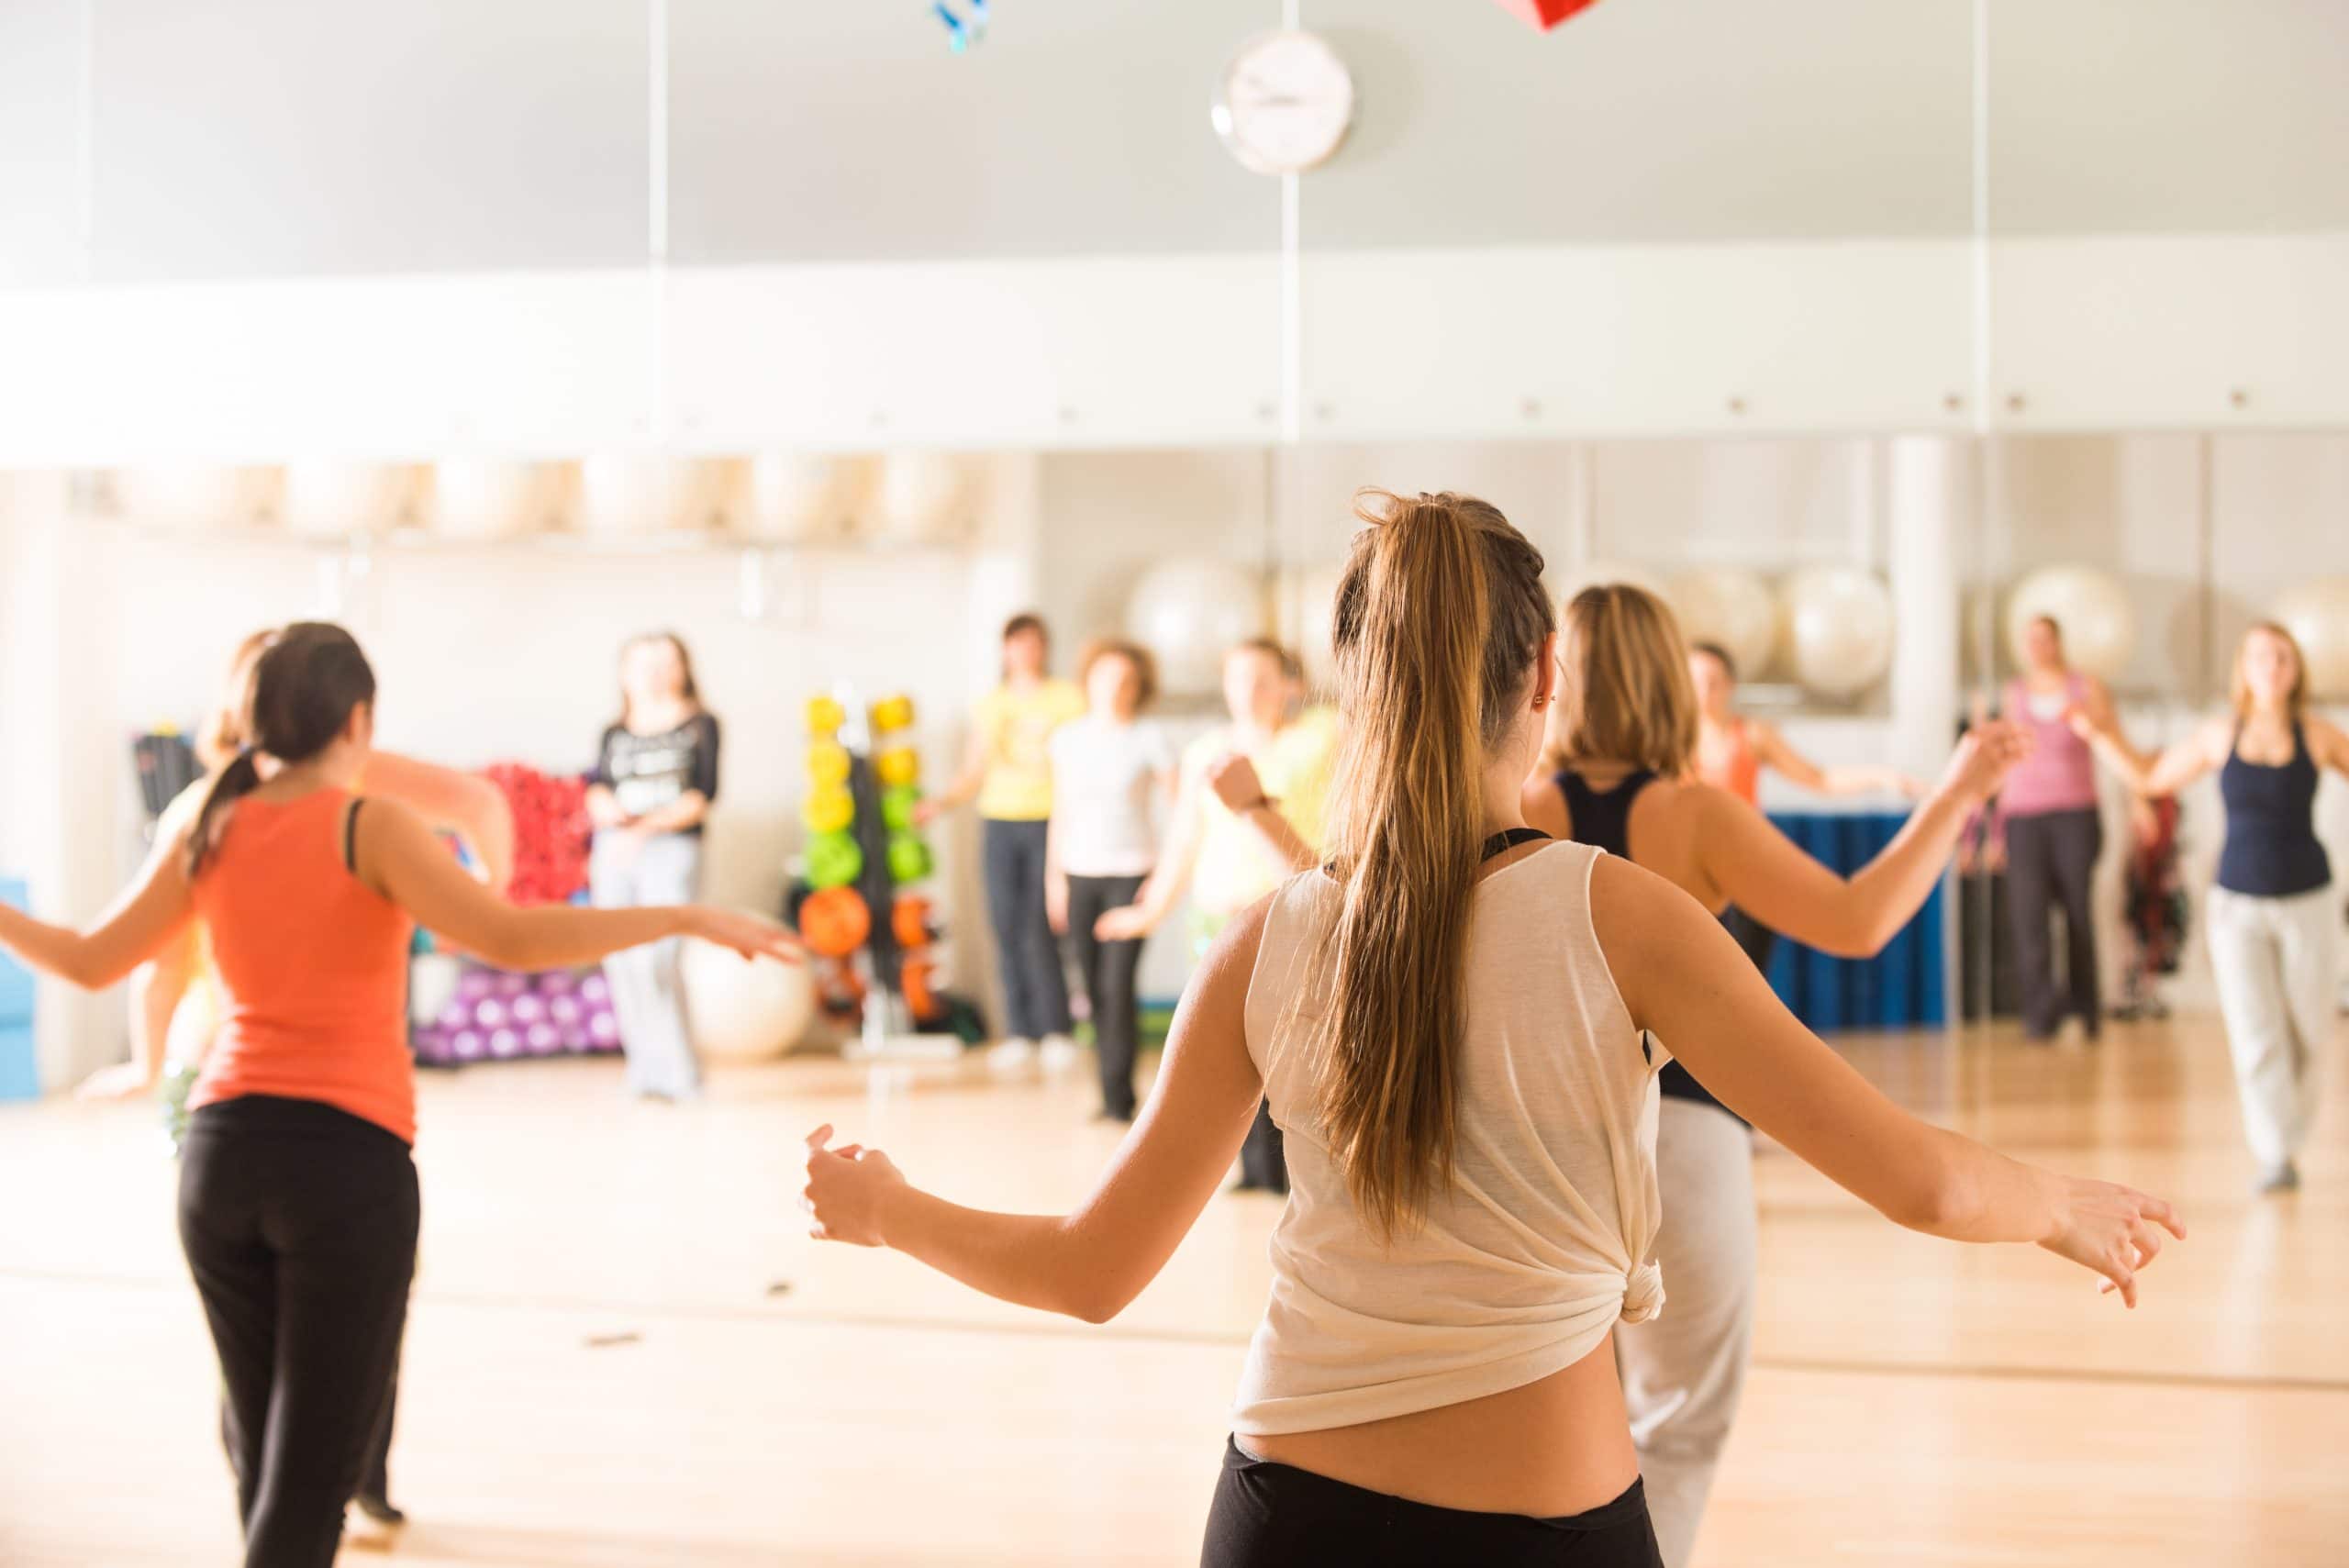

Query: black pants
[[2006, 806, 2103, 1039], [179, 1096, 419, 1568], [982, 817, 1071, 1040], [1204, 1439, 1662, 1567], [1066, 872, 1148, 1118], [1238, 1102, 1287, 1194]]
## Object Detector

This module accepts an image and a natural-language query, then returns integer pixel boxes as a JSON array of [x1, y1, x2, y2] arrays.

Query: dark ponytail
[[1311, 491, 1553, 1238], [186, 623, 378, 876]]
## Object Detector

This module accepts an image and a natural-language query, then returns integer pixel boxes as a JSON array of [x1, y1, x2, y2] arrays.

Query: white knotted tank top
[[1230, 840, 1667, 1436]]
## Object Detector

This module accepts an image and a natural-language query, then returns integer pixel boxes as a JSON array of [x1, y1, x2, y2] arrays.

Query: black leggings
[[1065, 872, 1148, 1118], [180, 1095, 418, 1568], [982, 817, 1071, 1040], [1204, 1439, 1662, 1567], [2006, 806, 2103, 1039]]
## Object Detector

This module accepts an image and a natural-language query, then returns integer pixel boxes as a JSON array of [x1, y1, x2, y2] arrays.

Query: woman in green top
[[919, 613, 1086, 1072]]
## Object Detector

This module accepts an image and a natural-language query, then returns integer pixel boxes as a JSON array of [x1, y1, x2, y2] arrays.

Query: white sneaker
[[1039, 1033, 1085, 1073], [987, 1037, 1037, 1074]]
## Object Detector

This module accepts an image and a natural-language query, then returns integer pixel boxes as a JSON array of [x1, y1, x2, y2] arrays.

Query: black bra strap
[[343, 797, 366, 877], [1481, 827, 1551, 862]]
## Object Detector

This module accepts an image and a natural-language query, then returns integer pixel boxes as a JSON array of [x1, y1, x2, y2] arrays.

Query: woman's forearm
[[479, 904, 691, 973], [1903, 1128, 2064, 1244], [0, 906, 104, 989], [632, 791, 709, 836], [1241, 804, 1318, 874], [878, 1184, 1104, 1321], [1841, 787, 1974, 952]]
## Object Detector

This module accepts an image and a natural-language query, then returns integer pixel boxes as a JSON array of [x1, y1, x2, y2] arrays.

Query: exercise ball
[[866, 451, 971, 543], [746, 453, 860, 542], [577, 455, 736, 539], [283, 463, 418, 539], [2005, 566, 2136, 682], [1556, 559, 1670, 607], [1778, 565, 1895, 699], [1668, 568, 1779, 680], [1293, 563, 1345, 693], [1126, 558, 1270, 697], [428, 462, 566, 540], [112, 466, 280, 533], [2274, 577, 2349, 700], [681, 939, 817, 1063]]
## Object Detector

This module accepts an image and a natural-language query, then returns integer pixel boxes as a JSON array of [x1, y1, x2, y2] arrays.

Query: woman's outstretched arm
[[802, 897, 1268, 1321], [1696, 722, 2030, 956], [1595, 855, 2183, 1305], [362, 800, 796, 972], [0, 823, 198, 992]]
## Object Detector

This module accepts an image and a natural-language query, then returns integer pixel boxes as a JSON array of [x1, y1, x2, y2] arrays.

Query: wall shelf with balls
[[406, 761, 624, 1068], [796, 690, 976, 1063]]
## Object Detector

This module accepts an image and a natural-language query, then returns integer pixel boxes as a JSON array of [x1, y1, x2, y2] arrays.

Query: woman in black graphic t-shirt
[[586, 632, 721, 1099]]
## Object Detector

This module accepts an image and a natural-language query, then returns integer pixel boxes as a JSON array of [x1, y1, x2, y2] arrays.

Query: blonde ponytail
[[1311, 492, 1553, 1238]]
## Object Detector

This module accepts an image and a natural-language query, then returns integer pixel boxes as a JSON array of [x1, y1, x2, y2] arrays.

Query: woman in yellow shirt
[[918, 614, 1086, 1071], [1097, 639, 1339, 1191]]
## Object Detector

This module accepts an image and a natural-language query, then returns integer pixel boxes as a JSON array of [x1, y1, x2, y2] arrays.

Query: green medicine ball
[[880, 784, 920, 832], [886, 831, 934, 884], [806, 829, 865, 890]]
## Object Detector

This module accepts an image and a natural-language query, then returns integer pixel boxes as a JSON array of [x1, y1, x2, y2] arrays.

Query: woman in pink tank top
[[1999, 615, 2118, 1043]]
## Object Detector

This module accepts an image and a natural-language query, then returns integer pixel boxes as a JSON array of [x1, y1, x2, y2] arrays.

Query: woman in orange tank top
[[1687, 641, 1927, 806], [0, 624, 797, 1568]]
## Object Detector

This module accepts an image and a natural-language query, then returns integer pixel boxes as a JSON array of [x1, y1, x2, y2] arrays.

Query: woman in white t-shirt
[[1047, 640, 1177, 1120]]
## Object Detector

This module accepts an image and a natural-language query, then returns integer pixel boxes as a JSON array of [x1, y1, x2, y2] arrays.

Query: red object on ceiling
[[1492, 0, 1605, 30]]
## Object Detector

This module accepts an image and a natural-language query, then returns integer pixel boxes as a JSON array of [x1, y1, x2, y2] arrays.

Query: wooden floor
[[1, 1013, 2343, 1566]]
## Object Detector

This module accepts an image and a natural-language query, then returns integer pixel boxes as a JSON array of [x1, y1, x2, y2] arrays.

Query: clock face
[[1211, 30, 1355, 177]]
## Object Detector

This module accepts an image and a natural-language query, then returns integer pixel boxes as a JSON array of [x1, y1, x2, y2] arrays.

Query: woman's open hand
[[686, 907, 805, 964], [2036, 1175, 2186, 1309], [803, 1123, 907, 1247]]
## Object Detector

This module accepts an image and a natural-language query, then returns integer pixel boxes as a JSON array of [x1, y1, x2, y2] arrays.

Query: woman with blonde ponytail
[[803, 496, 2179, 1567], [1525, 581, 2039, 1567]]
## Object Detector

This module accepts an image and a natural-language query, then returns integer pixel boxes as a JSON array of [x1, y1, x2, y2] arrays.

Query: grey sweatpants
[[2207, 884, 2337, 1170], [589, 830, 703, 1099], [1615, 1095, 1756, 1568]]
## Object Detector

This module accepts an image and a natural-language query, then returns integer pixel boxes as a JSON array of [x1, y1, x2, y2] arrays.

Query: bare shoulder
[[1586, 851, 1721, 1023], [2305, 712, 2349, 768]]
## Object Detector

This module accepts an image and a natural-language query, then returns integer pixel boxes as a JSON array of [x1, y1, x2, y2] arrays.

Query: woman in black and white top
[[586, 631, 721, 1101], [801, 491, 2180, 1566], [1047, 639, 1177, 1121]]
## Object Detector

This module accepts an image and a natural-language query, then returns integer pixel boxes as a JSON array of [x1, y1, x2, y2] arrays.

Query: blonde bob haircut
[[1542, 582, 1698, 779]]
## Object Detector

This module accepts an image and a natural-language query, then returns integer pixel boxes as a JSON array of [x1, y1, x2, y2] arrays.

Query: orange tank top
[[1698, 718, 1762, 806], [188, 790, 417, 1143]]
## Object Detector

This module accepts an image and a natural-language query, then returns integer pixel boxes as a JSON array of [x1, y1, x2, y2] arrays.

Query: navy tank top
[[2216, 724, 2331, 898], [1553, 767, 1741, 1118]]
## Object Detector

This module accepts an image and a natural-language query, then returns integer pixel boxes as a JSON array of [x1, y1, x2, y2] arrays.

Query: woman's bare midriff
[[1236, 1334, 1641, 1518]]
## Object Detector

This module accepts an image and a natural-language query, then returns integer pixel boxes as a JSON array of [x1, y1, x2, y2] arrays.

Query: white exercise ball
[[1779, 565, 1895, 699], [745, 453, 859, 542], [112, 466, 279, 532], [1292, 562, 1346, 694], [2005, 566, 2136, 682], [1668, 568, 1779, 679], [1126, 558, 1270, 696], [681, 939, 818, 1063], [1556, 559, 1671, 607], [283, 463, 418, 538], [428, 461, 566, 540], [866, 451, 971, 543], [2274, 577, 2349, 701]]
